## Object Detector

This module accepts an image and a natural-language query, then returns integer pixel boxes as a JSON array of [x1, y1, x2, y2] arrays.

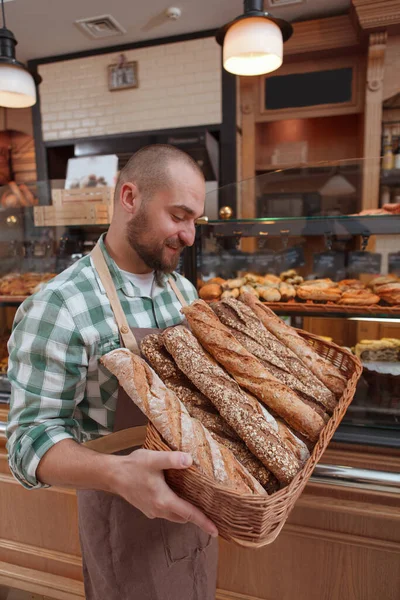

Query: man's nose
[[178, 222, 196, 247]]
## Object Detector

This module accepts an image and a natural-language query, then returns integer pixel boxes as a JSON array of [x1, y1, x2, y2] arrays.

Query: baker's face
[[126, 162, 205, 273]]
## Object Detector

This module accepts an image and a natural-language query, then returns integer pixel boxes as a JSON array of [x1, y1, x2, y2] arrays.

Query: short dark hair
[[114, 144, 204, 203]]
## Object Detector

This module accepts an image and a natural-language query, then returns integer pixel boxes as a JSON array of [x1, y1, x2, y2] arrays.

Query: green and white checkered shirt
[[6, 234, 197, 490]]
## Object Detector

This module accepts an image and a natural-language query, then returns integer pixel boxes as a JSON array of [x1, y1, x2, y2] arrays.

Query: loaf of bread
[[338, 290, 380, 306], [375, 282, 400, 305], [182, 300, 325, 442], [241, 293, 346, 397], [100, 348, 265, 495], [141, 333, 278, 492], [297, 286, 342, 302], [275, 420, 310, 465], [212, 298, 336, 414], [199, 283, 222, 301], [163, 326, 301, 484]]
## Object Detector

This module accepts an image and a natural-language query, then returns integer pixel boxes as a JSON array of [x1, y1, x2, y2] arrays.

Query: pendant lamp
[[0, 0, 36, 108], [319, 174, 356, 197], [215, 0, 293, 77]]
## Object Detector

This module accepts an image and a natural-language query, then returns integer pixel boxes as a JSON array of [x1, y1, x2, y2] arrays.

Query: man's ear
[[120, 182, 139, 215]]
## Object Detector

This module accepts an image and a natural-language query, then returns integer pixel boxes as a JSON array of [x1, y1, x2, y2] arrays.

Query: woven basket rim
[[145, 333, 363, 505]]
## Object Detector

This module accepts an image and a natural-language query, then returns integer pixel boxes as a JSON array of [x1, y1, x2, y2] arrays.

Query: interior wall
[[0, 108, 33, 136], [38, 37, 222, 142]]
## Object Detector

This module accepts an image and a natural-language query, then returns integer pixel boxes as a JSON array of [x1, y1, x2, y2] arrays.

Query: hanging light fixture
[[319, 173, 356, 197], [0, 0, 36, 108], [216, 0, 293, 77]]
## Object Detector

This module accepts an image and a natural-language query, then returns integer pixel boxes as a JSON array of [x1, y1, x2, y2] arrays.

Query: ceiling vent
[[74, 15, 127, 39], [267, 0, 305, 7]]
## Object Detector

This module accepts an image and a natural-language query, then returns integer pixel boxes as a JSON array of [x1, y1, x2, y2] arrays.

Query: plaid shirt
[[6, 234, 197, 490]]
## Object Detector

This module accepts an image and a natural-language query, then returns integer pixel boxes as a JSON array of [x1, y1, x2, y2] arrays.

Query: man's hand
[[110, 449, 218, 538]]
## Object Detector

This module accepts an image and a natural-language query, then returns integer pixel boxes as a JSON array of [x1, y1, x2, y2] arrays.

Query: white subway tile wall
[[39, 38, 222, 141]]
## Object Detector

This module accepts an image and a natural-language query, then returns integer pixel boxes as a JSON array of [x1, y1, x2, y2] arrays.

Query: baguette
[[276, 420, 310, 465], [163, 325, 301, 484], [240, 293, 347, 398], [100, 348, 265, 495], [141, 333, 278, 492], [181, 300, 325, 442], [212, 299, 336, 414]]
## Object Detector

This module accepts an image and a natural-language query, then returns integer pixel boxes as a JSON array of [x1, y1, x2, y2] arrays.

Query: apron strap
[[168, 276, 188, 308], [91, 243, 141, 355]]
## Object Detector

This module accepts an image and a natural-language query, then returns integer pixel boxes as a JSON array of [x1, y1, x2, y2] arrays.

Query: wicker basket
[[143, 331, 363, 549]]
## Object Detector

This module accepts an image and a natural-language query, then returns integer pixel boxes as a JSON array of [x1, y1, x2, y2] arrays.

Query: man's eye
[[172, 215, 184, 222]]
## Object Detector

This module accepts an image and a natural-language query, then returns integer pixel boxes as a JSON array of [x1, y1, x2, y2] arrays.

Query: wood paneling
[[353, 0, 400, 30], [285, 15, 360, 56], [256, 115, 363, 168], [217, 482, 400, 600], [362, 32, 387, 210]]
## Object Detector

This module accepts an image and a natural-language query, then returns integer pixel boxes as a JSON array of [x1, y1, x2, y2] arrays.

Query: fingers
[[143, 449, 193, 471], [160, 488, 218, 538]]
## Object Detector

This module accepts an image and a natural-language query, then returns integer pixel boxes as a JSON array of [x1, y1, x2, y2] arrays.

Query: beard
[[126, 207, 185, 274]]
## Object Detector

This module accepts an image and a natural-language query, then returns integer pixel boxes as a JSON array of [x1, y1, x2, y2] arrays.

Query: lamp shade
[[0, 63, 36, 107], [223, 17, 283, 76], [319, 174, 356, 197]]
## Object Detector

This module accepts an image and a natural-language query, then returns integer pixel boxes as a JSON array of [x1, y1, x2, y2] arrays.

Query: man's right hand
[[110, 448, 218, 538]]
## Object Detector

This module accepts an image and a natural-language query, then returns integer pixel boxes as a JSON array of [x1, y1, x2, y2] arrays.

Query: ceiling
[[2, 0, 351, 63]]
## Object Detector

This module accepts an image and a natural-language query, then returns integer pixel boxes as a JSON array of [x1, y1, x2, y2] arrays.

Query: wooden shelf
[[261, 301, 400, 318], [0, 296, 28, 304]]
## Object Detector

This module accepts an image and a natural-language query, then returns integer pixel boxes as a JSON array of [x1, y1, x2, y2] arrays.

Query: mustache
[[164, 238, 186, 250]]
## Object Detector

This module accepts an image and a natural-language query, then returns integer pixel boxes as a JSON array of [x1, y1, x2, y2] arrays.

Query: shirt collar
[[93, 233, 177, 298]]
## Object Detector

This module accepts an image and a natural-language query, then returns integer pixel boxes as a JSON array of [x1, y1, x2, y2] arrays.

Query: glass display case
[[187, 159, 400, 449], [0, 162, 399, 450]]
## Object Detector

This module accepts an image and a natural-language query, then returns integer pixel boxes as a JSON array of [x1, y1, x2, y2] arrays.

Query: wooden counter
[[0, 428, 399, 600]]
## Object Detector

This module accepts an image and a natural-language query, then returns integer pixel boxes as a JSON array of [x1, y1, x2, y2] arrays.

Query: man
[[6, 145, 218, 600]]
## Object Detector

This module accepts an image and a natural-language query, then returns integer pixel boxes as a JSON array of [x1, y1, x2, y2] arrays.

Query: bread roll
[[221, 289, 239, 299], [181, 300, 325, 442], [163, 326, 301, 484], [199, 283, 222, 301], [100, 348, 265, 495], [240, 293, 347, 398], [297, 287, 342, 302], [338, 290, 380, 306], [222, 278, 246, 290]]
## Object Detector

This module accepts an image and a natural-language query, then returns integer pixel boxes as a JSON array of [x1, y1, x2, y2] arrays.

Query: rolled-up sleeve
[[6, 290, 88, 489]]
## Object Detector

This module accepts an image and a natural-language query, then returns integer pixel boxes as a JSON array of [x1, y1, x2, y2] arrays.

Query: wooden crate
[[52, 187, 114, 208], [34, 204, 111, 227]]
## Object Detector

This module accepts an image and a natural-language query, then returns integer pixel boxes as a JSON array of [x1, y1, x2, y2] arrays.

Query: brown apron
[[77, 243, 218, 600]]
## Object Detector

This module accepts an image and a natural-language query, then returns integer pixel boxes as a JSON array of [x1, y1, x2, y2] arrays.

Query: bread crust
[[181, 300, 325, 442]]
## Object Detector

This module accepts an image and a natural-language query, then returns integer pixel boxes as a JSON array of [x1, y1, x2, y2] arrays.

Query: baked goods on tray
[[0, 272, 56, 296], [354, 338, 400, 362], [197, 271, 400, 307]]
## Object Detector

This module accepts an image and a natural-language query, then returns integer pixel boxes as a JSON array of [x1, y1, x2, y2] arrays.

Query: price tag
[[348, 252, 382, 275], [277, 246, 305, 272], [252, 252, 278, 273], [313, 251, 346, 278], [388, 252, 400, 275]]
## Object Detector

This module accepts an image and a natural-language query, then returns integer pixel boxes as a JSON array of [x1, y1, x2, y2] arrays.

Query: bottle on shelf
[[393, 136, 400, 170]]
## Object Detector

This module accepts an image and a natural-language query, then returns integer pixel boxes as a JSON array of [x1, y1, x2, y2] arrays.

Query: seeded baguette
[[212, 299, 335, 414], [240, 293, 347, 397], [163, 326, 301, 485], [141, 333, 278, 492], [100, 348, 264, 495], [181, 300, 324, 442]]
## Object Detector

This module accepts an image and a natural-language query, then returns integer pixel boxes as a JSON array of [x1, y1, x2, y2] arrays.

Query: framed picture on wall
[[108, 58, 138, 91]]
